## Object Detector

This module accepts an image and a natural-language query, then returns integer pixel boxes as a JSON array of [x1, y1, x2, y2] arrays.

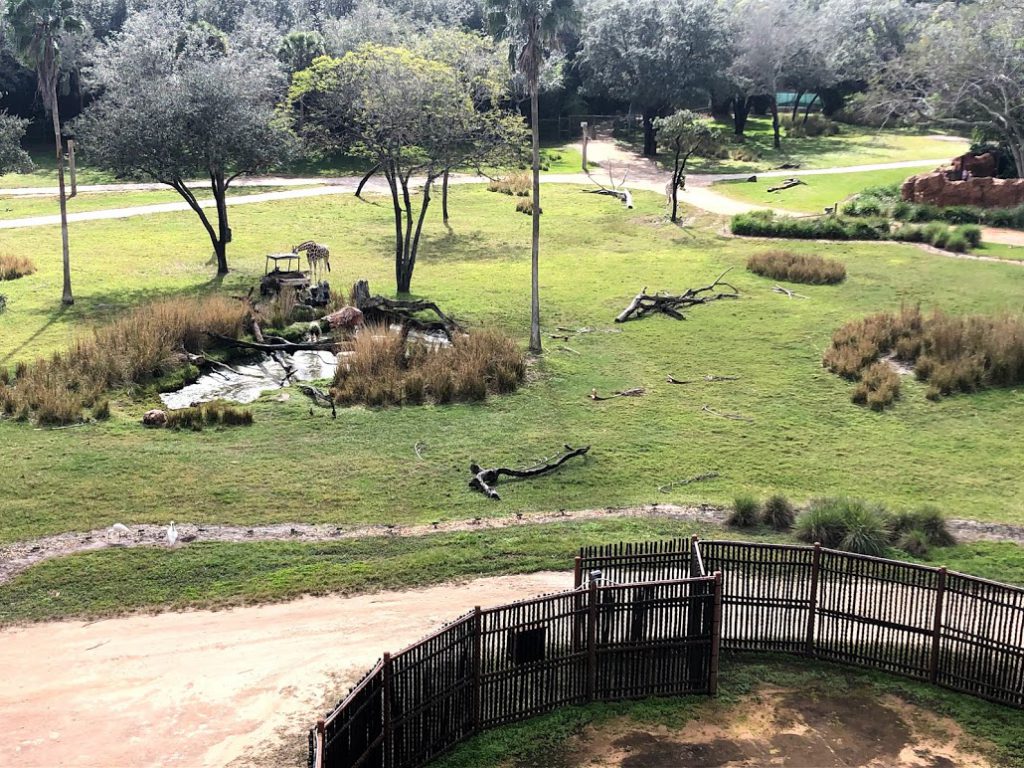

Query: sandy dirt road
[[0, 571, 569, 768]]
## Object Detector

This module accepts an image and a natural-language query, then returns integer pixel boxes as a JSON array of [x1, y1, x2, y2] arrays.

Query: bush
[[851, 361, 901, 410], [940, 205, 983, 225], [762, 495, 795, 531], [165, 401, 253, 430], [0, 295, 247, 425], [727, 496, 760, 528], [891, 506, 955, 549], [956, 224, 983, 248], [92, 399, 111, 420], [332, 326, 526, 408], [795, 498, 891, 555], [943, 231, 969, 253], [487, 171, 530, 197], [0, 253, 36, 281], [515, 198, 535, 215], [746, 250, 846, 285], [731, 211, 888, 242], [781, 114, 840, 138]]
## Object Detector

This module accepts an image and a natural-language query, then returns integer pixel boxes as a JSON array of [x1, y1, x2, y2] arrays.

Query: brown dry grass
[[747, 250, 846, 285], [824, 306, 1024, 406], [331, 325, 525, 407], [487, 171, 530, 197], [0, 253, 37, 281], [0, 295, 247, 425]]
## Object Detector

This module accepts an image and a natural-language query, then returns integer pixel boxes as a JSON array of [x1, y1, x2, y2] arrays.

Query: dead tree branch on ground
[[772, 285, 808, 299], [701, 404, 752, 422], [299, 384, 337, 418], [666, 374, 740, 384], [469, 445, 591, 500], [352, 280, 462, 339], [589, 387, 645, 401], [615, 269, 739, 323]]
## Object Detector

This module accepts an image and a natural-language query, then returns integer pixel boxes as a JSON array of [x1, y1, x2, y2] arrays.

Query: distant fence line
[[309, 538, 1024, 768]]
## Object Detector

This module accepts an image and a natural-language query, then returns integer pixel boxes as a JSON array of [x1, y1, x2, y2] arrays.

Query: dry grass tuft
[[332, 325, 525, 408], [487, 171, 530, 197], [0, 295, 247, 425], [824, 306, 1024, 406], [747, 250, 846, 285], [0, 253, 37, 281]]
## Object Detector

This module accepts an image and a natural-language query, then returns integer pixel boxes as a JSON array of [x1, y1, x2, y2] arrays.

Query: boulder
[[324, 306, 365, 330], [901, 171, 1024, 207], [142, 409, 167, 427]]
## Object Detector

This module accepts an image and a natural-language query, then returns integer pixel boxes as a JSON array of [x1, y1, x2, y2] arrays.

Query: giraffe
[[293, 241, 331, 282]]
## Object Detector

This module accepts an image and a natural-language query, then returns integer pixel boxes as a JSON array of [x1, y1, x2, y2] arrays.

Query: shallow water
[[159, 350, 339, 409]]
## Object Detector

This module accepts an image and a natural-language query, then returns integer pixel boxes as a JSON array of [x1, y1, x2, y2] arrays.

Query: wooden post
[[587, 580, 598, 701], [805, 543, 822, 657], [930, 567, 947, 684], [573, 556, 582, 589], [709, 572, 723, 695], [314, 718, 325, 768], [472, 606, 482, 733], [382, 652, 393, 768], [67, 139, 77, 198], [689, 534, 700, 577], [580, 122, 589, 171]]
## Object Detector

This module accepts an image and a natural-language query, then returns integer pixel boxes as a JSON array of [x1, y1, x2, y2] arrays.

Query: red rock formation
[[901, 172, 1024, 207]]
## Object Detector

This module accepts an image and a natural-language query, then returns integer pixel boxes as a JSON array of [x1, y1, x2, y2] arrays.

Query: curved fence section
[[310, 575, 721, 768]]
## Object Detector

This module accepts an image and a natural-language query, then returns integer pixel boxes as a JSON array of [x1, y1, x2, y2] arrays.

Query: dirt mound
[[567, 687, 989, 768]]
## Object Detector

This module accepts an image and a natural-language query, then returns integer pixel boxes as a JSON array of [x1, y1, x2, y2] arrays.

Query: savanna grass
[[746, 250, 846, 285], [0, 253, 36, 281]]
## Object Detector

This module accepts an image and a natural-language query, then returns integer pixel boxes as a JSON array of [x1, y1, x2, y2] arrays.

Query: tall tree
[[578, 0, 729, 157], [6, 0, 81, 305], [290, 43, 525, 292], [77, 9, 293, 274], [486, 0, 573, 354]]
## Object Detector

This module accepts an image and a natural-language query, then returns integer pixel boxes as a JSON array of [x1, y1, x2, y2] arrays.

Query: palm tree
[[7, 0, 81, 305], [487, 0, 573, 354]]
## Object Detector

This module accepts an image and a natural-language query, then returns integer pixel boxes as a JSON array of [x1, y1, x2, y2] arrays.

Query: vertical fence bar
[[587, 580, 598, 702], [709, 572, 723, 696], [930, 567, 947, 684], [472, 606, 482, 734], [382, 652, 393, 768], [314, 719, 325, 768], [805, 543, 822, 657], [573, 556, 583, 589]]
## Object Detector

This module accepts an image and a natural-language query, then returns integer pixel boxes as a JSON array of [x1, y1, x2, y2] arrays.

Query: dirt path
[[4, 504, 1023, 590], [0, 571, 570, 768]]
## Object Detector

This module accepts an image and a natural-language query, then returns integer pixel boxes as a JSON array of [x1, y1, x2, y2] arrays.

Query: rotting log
[[352, 280, 462, 339], [469, 445, 590, 500], [615, 269, 739, 323], [206, 333, 342, 353], [588, 387, 645, 401]]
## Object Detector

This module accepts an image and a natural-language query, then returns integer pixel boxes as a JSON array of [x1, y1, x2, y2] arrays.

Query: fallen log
[[772, 285, 808, 300], [767, 178, 805, 193], [589, 387, 645, 401], [298, 384, 337, 419], [352, 280, 462, 339], [206, 333, 342, 353], [615, 269, 740, 323], [701, 404, 752, 422], [469, 444, 590, 500], [666, 374, 740, 384], [658, 471, 720, 494]]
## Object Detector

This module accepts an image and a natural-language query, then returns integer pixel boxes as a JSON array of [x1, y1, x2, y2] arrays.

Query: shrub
[[731, 211, 888, 242], [487, 171, 530, 197], [515, 198, 535, 215], [851, 361, 901, 410], [890, 506, 955, 549], [762, 495, 795, 531], [92, 399, 111, 420], [332, 326, 525, 408], [746, 250, 846, 285], [896, 529, 931, 557], [781, 114, 840, 138], [165, 401, 253, 430], [795, 498, 891, 555], [956, 224, 983, 248], [0, 253, 36, 281], [854, 196, 882, 217], [943, 231, 968, 253], [0, 295, 247, 425], [727, 496, 760, 528], [940, 205, 983, 225]]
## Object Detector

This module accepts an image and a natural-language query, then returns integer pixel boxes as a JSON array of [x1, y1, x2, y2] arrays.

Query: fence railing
[[311, 537, 1024, 768], [310, 575, 721, 768]]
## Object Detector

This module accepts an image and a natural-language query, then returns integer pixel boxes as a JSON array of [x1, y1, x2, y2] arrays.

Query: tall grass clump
[[487, 171, 530, 197], [761, 495, 795, 531], [746, 250, 846, 285], [727, 496, 760, 528], [332, 326, 525, 407], [731, 210, 887, 241], [0, 253, 36, 281], [795, 498, 892, 556], [0, 295, 247, 425], [890, 505, 954, 557], [164, 401, 254, 431]]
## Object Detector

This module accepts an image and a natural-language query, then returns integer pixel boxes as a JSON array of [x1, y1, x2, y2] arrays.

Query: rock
[[324, 306, 365, 330], [746, 175, 757, 183], [953, 152, 997, 179], [142, 409, 167, 427], [901, 171, 1024, 207]]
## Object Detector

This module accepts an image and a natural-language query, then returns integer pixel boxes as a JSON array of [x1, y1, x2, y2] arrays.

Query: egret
[[108, 523, 130, 543], [167, 521, 178, 547]]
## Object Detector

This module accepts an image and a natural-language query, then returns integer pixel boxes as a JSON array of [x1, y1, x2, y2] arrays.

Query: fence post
[[314, 718, 325, 768], [472, 606, 482, 733], [689, 535, 700, 577], [573, 556, 583, 588], [709, 572, 723, 696], [805, 542, 822, 657], [382, 652, 393, 768], [930, 567, 947, 684], [587, 580, 598, 702]]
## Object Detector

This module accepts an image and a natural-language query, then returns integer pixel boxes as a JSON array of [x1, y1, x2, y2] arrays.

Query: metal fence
[[311, 575, 721, 768], [310, 537, 1024, 768]]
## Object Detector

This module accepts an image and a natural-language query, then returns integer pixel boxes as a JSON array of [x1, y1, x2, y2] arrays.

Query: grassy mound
[[746, 250, 846, 285]]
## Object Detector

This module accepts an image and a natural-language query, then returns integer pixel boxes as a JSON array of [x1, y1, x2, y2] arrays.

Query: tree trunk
[[212, 171, 230, 275], [384, 164, 406, 293], [641, 109, 657, 157], [790, 91, 802, 122], [733, 96, 750, 137], [355, 162, 380, 198], [529, 83, 542, 354], [403, 175, 435, 292], [710, 95, 732, 123], [770, 96, 781, 150], [442, 169, 450, 224], [670, 147, 681, 223], [802, 93, 819, 125], [49, 75, 72, 305]]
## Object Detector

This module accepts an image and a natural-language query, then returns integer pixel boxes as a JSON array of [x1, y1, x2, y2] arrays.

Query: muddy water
[[159, 350, 339, 409]]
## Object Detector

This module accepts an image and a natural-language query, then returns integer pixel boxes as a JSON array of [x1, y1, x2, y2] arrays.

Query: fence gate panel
[[939, 573, 1024, 707], [815, 552, 937, 679], [320, 663, 385, 768], [700, 542, 815, 653]]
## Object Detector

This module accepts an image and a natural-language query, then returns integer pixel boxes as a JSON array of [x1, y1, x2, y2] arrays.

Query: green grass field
[[2, 184, 1024, 555], [711, 164, 937, 214]]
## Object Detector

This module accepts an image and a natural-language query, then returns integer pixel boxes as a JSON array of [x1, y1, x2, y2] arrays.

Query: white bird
[[108, 523, 131, 543], [167, 521, 178, 547]]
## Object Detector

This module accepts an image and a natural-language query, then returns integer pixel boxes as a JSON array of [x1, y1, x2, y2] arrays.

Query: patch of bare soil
[[566, 687, 990, 768]]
